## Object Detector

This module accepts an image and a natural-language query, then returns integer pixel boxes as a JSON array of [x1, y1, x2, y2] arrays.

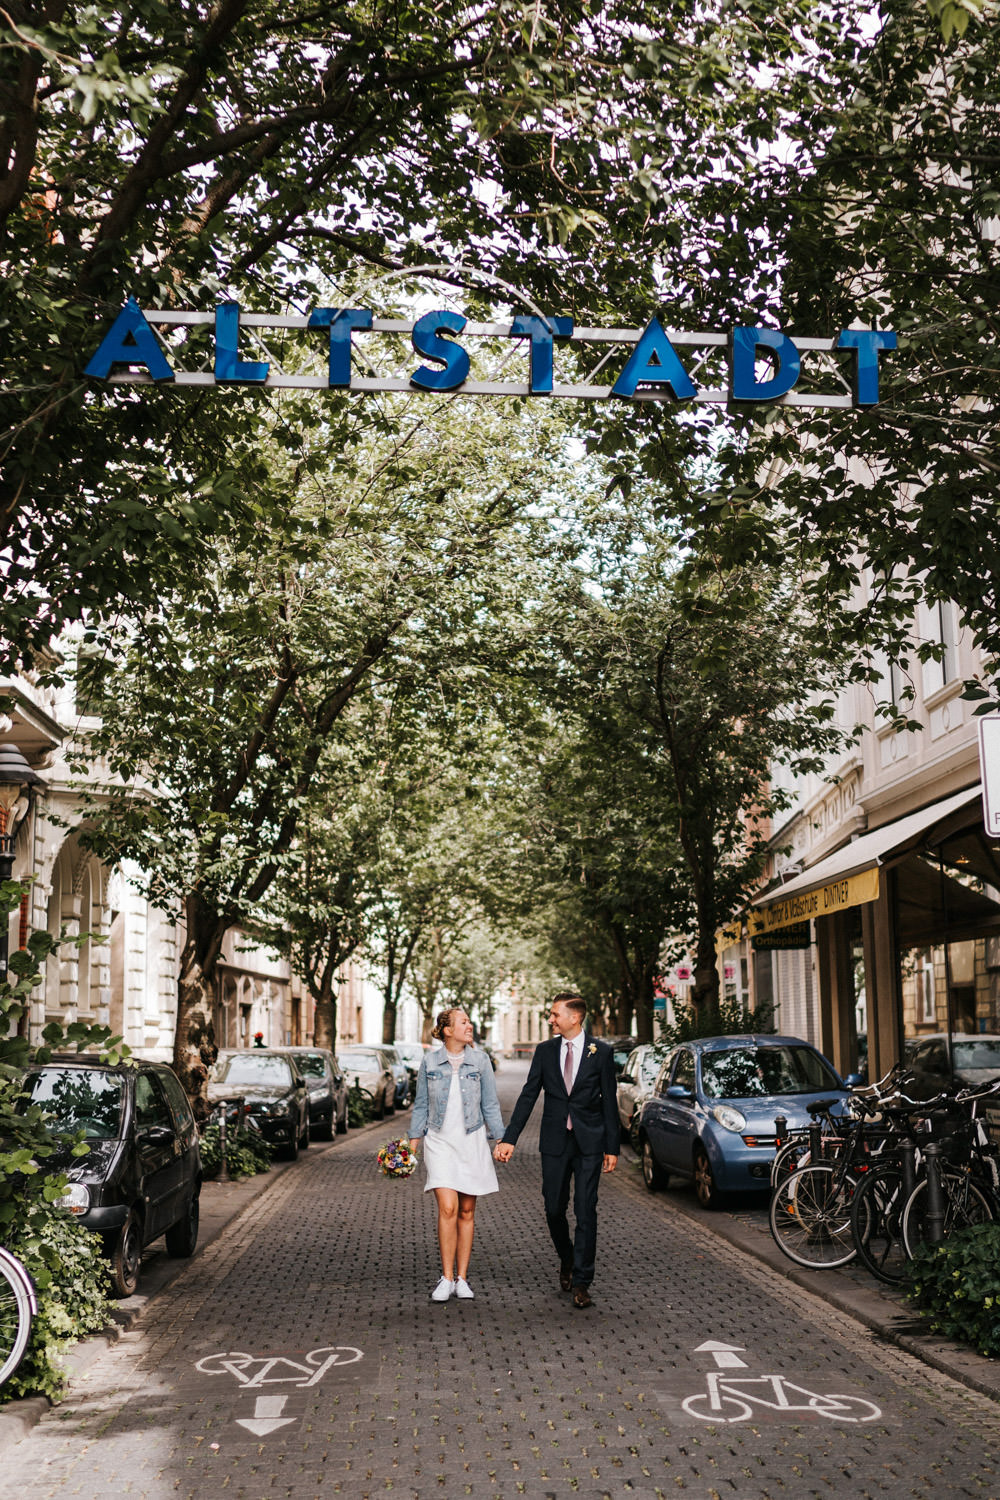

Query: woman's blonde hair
[[432, 1007, 465, 1041]]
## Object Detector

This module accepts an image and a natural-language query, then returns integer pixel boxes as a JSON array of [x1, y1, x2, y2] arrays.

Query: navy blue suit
[[502, 1034, 620, 1287]]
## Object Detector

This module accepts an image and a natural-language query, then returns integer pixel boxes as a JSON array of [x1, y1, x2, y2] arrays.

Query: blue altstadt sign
[[84, 297, 896, 409]]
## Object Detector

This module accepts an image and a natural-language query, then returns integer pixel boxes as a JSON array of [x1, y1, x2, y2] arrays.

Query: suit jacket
[[503, 1034, 621, 1157]]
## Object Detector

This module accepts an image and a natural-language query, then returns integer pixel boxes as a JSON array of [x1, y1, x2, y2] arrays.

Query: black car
[[285, 1046, 349, 1139], [20, 1057, 202, 1298], [208, 1049, 310, 1157]]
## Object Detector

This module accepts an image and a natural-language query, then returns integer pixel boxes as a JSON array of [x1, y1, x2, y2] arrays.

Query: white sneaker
[[454, 1277, 474, 1299], [430, 1277, 455, 1302]]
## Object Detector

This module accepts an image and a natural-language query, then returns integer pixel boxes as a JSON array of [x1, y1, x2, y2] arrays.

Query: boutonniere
[[588, 1043, 597, 1057]]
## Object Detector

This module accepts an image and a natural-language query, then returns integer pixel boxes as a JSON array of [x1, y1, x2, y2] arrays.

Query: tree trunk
[[693, 927, 720, 1010], [382, 1000, 397, 1045], [312, 976, 336, 1049], [420, 1010, 434, 1044], [173, 969, 218, 1122]]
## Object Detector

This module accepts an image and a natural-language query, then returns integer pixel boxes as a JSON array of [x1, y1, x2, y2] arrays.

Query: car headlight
[[711, 1105, 747, 1133], [55, 1183, 91, 1215]]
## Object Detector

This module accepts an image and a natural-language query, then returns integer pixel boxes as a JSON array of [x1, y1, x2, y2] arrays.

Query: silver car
[[617, 1045, 669, 1148], [338, 1046, 396, 1118]]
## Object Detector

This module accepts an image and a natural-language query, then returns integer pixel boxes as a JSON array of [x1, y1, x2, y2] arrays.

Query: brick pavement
[[2, 1062, 1000, 1499]]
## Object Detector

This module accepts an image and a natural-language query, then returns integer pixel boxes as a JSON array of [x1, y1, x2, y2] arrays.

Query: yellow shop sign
[[751, 868, 880, 936]]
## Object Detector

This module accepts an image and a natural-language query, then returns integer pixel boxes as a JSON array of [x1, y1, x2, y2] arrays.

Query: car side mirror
[[139, 1124, 175, 1147], [665, 1084, 694, 1103], [844, 1072, 864, 1087]]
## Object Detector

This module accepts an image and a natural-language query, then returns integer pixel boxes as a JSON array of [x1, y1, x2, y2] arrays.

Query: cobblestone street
[[3, 1062, 1000, 1499]]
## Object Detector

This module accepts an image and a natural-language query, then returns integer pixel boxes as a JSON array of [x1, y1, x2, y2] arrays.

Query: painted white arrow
[[236, 1393, 296, 1436], [694, 1341, 748, 1369]]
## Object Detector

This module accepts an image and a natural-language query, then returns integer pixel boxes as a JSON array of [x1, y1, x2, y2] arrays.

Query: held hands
[[494, 1142, 514, 1163], [409, 1139, 421, 1156]]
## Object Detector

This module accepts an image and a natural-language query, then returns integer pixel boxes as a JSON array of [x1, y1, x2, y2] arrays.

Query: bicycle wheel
[[812, 1393, 882, 1423], [0, 1254, 35, 1389], [901, 1169, 995, 1258], [769, 1164, 858, 1268], [771, 1137, 809, 1192], [850, 1164, 908, 1284], [681, 1392, 753, 1423]]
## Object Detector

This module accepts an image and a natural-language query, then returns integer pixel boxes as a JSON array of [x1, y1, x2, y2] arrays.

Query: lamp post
[[0, 740, 45, 987]]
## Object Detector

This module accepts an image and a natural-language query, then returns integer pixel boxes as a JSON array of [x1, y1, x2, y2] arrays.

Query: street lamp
[[0, 740, 45, 986]]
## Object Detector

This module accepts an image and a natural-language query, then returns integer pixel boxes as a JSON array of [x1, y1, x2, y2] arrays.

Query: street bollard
[[218, 1109, 230, 1183], [808, 1117, 823, 1164], [922, 1141, 946, 1245], [900, 1138, 917, 1203], [774, 1114, 788, 1149]]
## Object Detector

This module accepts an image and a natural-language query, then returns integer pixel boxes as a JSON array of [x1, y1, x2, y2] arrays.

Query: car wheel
[[336, 1101, 348, 1135], [693, 1146, 722, 1210], [283, 1128, 299, 1161], [376, 1091, 386, 1120], [641, 1137, 668, 1192], [300, 1113, 310, 1149], [629, 1111, 643, 1152], [315, 1111, 334, 1141], [165, 1191, 200, 1258], [110, 1209, 142, 1296]]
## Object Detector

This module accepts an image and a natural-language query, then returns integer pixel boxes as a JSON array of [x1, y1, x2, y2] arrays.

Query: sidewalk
[[0, 1110, 395, 1455], [615, 1143, 1000, 1405]]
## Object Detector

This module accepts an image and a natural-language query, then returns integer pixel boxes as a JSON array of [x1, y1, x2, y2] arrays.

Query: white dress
[[423, 1053, 499, 1196]]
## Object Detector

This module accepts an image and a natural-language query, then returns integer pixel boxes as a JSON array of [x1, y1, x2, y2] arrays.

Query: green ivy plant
[[197, 1123, 272, 1180], [903, 1223, 1000, 1358]]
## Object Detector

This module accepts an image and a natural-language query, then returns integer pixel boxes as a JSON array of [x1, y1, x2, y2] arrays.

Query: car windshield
[[700, 1045, 840, 1100], [341, 1051, 381, 1070], [953, 1040, 1000, 1071], [215, 1055, 292, 1086], [26, 1068, 124, 1138], [295, 1053, 327, 1079]]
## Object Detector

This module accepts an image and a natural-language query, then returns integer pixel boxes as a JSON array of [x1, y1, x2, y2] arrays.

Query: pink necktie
[[564, 1042, 574, 1129]]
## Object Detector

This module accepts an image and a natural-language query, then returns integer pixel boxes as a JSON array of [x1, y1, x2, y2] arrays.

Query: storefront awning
[[751, 785, 981, 935]]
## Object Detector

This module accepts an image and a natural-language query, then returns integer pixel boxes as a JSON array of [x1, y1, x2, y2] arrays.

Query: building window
[[918, 950, 936, 1025], [920, 600, 958, 699]]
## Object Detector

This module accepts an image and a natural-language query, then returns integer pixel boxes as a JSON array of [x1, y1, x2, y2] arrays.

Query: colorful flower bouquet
[[377, 1138, 418, 1178]]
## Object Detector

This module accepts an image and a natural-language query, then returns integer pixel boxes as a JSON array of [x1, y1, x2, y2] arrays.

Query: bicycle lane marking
[[649, 1340, 884, 1425]]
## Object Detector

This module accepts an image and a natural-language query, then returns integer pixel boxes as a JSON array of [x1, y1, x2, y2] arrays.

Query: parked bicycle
[[0, 1245, 37, 1390]]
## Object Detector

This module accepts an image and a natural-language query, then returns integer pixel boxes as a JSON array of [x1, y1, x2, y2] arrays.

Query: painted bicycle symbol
[[195, 1345, 362, 1389], [682, 1370, 881, 1424]]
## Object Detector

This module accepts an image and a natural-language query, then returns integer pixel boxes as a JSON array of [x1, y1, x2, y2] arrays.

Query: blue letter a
[[611, 319, 696, 400], [84, 297, 174, 382]]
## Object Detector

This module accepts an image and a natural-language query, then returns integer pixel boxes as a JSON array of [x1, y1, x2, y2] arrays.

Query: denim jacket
[[409, 1045, 505, 1139]]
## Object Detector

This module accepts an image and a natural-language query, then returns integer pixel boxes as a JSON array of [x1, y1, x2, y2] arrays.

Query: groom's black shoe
[[559, 1263, 574, 1293], [572, 1285, 593, 1309]]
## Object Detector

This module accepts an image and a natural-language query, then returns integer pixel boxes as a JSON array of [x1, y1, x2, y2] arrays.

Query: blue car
[[635, 1034, 851, 1209]]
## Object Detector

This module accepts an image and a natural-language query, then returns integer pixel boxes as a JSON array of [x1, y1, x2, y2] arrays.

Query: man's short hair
[[551, 991, 586, 1019]]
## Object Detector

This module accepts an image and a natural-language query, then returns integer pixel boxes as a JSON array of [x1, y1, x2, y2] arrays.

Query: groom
[[494, 993, 619, 1308]]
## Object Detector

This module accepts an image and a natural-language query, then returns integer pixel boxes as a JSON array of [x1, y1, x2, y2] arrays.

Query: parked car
[[208, 1049, 310, 1158], [635, 1034, 851, 1209], [905, 1032, 1000, 1097], [338, 1045, 396, 1117], [379, 1044, 414, 1108], [616, 1044, 668, 1148], [392, 1041, 429, 1093], [602, 1034, 638, 1076], [284, 1046, 349, 1138], [19, 1056, 202, 1297]]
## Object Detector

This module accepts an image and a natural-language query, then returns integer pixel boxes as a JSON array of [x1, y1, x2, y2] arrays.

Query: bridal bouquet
[[377, 1138, 418, 1178]]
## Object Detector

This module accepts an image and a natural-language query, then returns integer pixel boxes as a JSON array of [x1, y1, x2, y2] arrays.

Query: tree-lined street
[[3, 1063, 999, 1499]]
